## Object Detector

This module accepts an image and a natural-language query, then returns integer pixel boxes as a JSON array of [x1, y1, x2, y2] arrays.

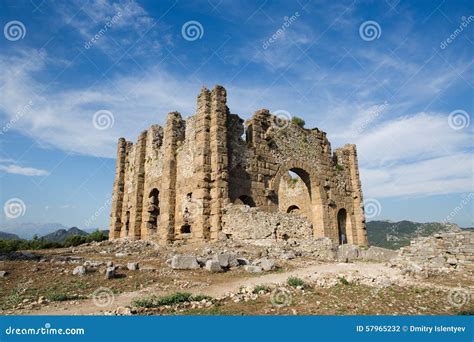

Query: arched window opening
[[181, 224, 191, 234], [287, 205, 300, 214], [337, 208, 347, 245], [147, 188, 160, 231], [235, 195, 256, 207]]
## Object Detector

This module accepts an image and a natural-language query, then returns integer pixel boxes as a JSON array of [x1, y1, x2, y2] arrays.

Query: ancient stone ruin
[[109, 85, 368, 246]]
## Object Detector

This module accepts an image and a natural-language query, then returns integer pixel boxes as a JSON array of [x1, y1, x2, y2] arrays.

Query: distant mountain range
[[0, 222, 101, 240], [0, 231, 20, 240], [366, 220, 472, 249], [40, 227, 89, 243]]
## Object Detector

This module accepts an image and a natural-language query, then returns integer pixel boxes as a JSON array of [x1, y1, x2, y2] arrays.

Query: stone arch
[[234, 195, 256, 207], [287, 205, 300, 214], [337, 208, 347, 244], [271, 160, 328, 239], [146, 188, 160, 232]]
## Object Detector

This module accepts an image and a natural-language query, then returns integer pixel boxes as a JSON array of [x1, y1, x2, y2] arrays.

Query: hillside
[[40, 227, 89, 243], [0, 231, 20, 240], [366, 220, 464, 249], [0, 222, 68, 240]]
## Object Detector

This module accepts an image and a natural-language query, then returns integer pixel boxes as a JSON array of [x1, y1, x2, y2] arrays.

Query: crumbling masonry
[[109, 86, 368, 246]]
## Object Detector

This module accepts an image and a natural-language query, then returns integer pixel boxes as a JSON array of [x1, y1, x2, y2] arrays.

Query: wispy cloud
[[0, 164, 49, 176]]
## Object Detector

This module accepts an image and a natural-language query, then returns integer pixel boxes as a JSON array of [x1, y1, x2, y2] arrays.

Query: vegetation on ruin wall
[[291, 117, 305, 128], [0, 230, 108, 253]]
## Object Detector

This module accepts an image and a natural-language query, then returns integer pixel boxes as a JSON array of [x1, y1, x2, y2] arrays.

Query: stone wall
[[221, 204, 313, 245], [109, 85, 368, 246], [392, 232, 474, 274]]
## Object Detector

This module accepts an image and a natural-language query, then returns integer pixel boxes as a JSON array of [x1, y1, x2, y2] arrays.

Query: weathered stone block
[[171, 255, 200, 270], [205, 260, 222, 272]]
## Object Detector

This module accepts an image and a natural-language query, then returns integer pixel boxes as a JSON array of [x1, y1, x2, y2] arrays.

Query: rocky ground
[[0, 234, 473, 316]]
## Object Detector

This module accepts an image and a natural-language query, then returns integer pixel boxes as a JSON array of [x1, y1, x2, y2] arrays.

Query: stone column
[[109, 137, 126, 240], [209, 85, 229, 240], [159, 112, 183, 243], [129, 131, 147, 240], [346, 144, 367, 246], [192, 88, 212, 240]]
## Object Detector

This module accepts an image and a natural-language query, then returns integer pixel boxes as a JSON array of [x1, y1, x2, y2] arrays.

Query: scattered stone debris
[[72, 266, 86, 276], [127, 262, 139, 271]]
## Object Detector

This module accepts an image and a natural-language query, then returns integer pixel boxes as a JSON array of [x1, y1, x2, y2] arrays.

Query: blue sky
[[0, 0, 473, 232]]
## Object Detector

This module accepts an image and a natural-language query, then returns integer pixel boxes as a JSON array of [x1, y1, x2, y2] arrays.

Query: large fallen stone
[[337, 244, 360, 262], [171, 255, 200, 270], [72, 266, 86, 276], [205, 260, 222, 273], [127, 262, 139, 271], [214, 253, 230, 268], [361, 246, 397, 262], [259, 258, 276, 271], [244, 265, 263, 273], [0, 271, 8, 277], [105, 267, 116, 279]]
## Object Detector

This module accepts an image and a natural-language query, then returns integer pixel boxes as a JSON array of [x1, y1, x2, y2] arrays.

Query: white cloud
[[354, 112, 472, 167], [0, 164, 50, 176], [0, 50, 198, 158]]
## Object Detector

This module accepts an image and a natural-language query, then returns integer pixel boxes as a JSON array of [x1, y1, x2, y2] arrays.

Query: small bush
[[63, 235, 88, 247], [287, 276, 305, 288], [291, 117, 305, 128], [253, 285, 272, 294], [86, 230, 108, 243], [338, 276, 350, 285], [335, 164, 344, 171], [132, 292, 213, 308], [47, 293, 85, 302]]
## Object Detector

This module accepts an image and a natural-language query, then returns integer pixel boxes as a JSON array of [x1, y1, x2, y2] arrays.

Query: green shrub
[[132, 292, 213, 308], [253, 285, 272, 294], [86, 230, 107, 243], [47, 293, 85, 302], [287, 276, 305, 288], [338, 276, 350, 285], [63, 235, 88, 247], [291, 117, 305, 128], [335, 164, 344, 171]]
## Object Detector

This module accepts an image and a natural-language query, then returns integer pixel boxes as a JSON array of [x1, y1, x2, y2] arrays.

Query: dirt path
[[19, 261, 408, 315]]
